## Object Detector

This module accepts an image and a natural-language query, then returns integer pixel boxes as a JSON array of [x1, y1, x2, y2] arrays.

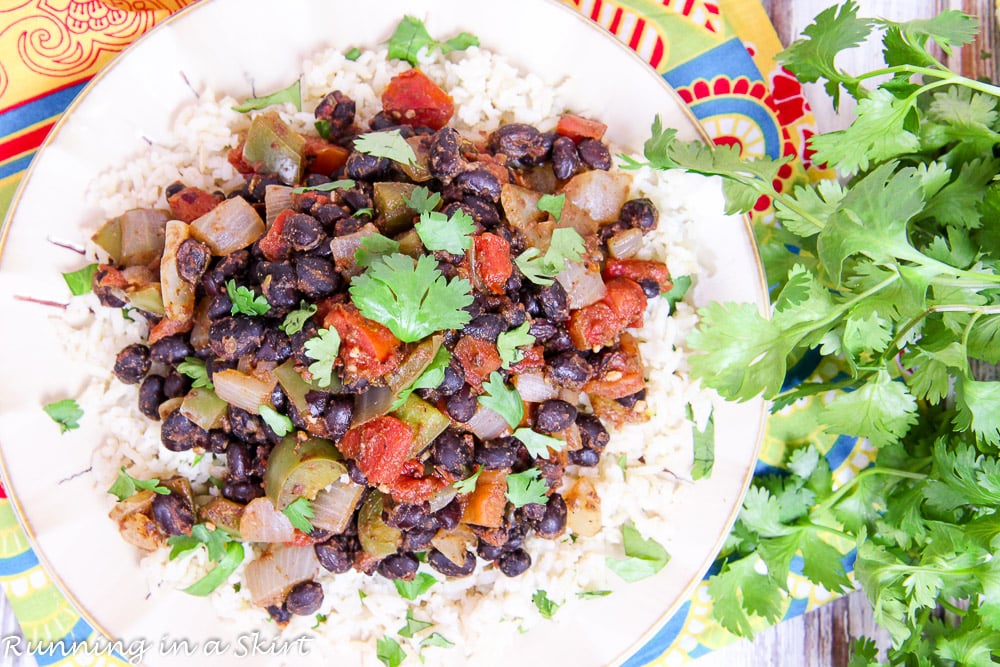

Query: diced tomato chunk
[[603, 258, 672, 292], [556, 113, 607, 142], [168, 187, 223, 223], [602, 277, 647, 328], [453, 335, 502, 391], [381, 69, 454, 130], [567, 301, 619, 350], [460, 469, 509, 528], [584, 333, 646, 399], [509, 344, 545, 373], [323, 303, 402, 381], [339, 415, 413, 486], [304, 137, 350, 175], [472, 233, 513, 295], [258, 209, 293, 261], [148, 316, 194, 344], [385, 459, 451, 503], [227, 140, 253, 174]]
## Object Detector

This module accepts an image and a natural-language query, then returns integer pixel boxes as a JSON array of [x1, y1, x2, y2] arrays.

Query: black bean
[[577, 138, 612, 170], [226, 441, 253, 482], [207, 294, 233, 320], [496, 548, 532, 577], [282, 213, 325, 252], [487, 124, 548, 164], [150, 335, 193, 366], [428, 127, 461, 179], [434, 499, 463, 532], [296, 257, 340, 299], [436, 359, 465, 397], [460, 196, 501, 226], [535, 494, 567, 539], [576, 413, 610, 453], [255, 328, 293, 363], [175, 238, 211, 285], [548, 351, 593, 389], [208, 317, 265, 361], [619, 198, 659, 232], [529, 319, 559, 342], [431, 429, 473, 475], [345, 152, 390, 180], [266, 604, 292, 624], [113, 343, 150, 384], [161, 410, 210, 452], [258, 262, 300, 310], [616, 389, 647, 409], [444, 384, 477, 423], [465, 314, 504, 342], [162, 372, 190, 399], [247, 174, 282, 202], [345, 459, 368, 486], [228, 406, 267, 445], [314, 90, 355, 136], [551, 136, 580, 180], [477, 541, 503, 560], [386, 503, 430, 531], [165, 181, 186, 198], [315, 541, 353, 574], [568, 447, 600, 467], [504, 526, 526, 552], [323, 397, 353, 443], [403, 527, 437, 552], [285, 581, 324, 616], [475, 440, 518, 470], [221, 480, 264, 504], [151, 492, 195, 536], [544, 329, 575, 354], [313, 204, 349, 227], [427, 549, 477, 577], [137, 375, 165, 420], [455, 168, 501, 202], [534, 400, 578, 434], [638, 278, 661, 299], [537, 282, 570, 322], [209, 431, 230, 454], [377, 553, 419, 581], [216, 249, 251, 278]]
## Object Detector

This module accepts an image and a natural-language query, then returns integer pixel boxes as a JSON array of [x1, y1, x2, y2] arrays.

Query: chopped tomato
[[95, 264, 128, 290], [323, 303, 402, 381], [148, 316, 194, 344], [227, 140, 253, 174], [460, 469, 509, 528], [603, 258, 672, 292], [567, 301, 619, 350], [453, 335, 502, 391], [556, 113, 607, 142], [381, 69, 454, 130], [339, 415, 413, 486], [167, 187, 223, 223], [509, 344, 545, 373], [472, 233, 512, 295], [286, 529, 326, 547], [304, 137, 350, 175], [584, 333, 646, 399], [385, 459, 451, 503], [602, 277, 647, 328], [258, 209, 293, 261]]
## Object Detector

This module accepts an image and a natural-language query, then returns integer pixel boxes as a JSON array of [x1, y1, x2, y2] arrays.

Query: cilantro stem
[[803, 522, 854, 542], [783, 273, 900, 343], [772, 375, 873, 410], [886, 304, 1000, 370], [852, 65, 1000, 100], [938, 597, 968, 617], [815, 465, 928, 514]]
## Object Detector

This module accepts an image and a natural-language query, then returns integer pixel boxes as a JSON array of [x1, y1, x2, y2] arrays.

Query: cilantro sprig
[[43, 398, 82, 434], [514, 228, 585, 285], [107, 467, 170, 501], [349, 254, 473, 343], [354, 130, 416, 166], [167, 523, 245, 596], [177, 357, 213, 389], [415, 209, 475, 255], [478, 372, 524, 429], [226, 279, 270, 316], [281, 497, 315, 533], [304, 327, 341, 388], [232, 80, 302, 113], [505, 468, 548, 508], [387, 16, 479, 67]]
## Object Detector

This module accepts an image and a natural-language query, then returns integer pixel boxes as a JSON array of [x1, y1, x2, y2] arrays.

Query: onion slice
[[264, 185, 294, 227], [212, 369, 276, 414], [556, 261, 607, 309], [513, 372, 558, 403], [310, 481, 365, 534], [466, 405, 509, 440], [239, 497, 295, 543], [189, 197, 265, 256], [244, 544, 320, 607], [607, 228, 644, 259]]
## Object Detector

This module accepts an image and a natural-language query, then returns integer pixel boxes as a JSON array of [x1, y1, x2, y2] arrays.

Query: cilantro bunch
[[626, 3, 1000, 663]]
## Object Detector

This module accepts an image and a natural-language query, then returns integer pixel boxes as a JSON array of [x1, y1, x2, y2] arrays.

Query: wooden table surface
[[0, 2, 995, 666]]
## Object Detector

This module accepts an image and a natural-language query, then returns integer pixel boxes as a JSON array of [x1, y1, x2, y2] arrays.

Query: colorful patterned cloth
[[0, 1, 865, 665]]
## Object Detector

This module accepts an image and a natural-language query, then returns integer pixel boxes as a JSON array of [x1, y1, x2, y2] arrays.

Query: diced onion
[[564, 476, 602, 537], [559, 170, 632, 223], [352, 384, 395, 426], [157, 397, 184, 422], [310, 481, 365, 534], [212, 369, 276, 414], [430, 524, 477, 566], [244, 544, 320, 607], [330, 223, 379, 277], [189, 196, 265, 256], [607, 228, 644, 259], [513, 372, 558, 403], [239, 497, 295, 543], [264, 185, 294, 227], [160, 220, 195, 321], [427, 485, 458, 513], [119, 208, 169, 266], [556, 261, 607, 309], [466, 405, 509, 440]]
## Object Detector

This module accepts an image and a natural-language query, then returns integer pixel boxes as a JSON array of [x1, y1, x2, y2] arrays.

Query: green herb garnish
[[177, 356, 213, 389], [354, 130, 416, 166], [505, 468, 548, 508], [376, 636, 406, 667], [532, 589, 561, 619], [478, 371, 524, 429], [512, 428, 563, 459], [414, 209, 475, 255], [226, 279, 270, 316], [397, 609, 433, 638], [62, 263, 98, 296], [392, 346, 452, 410], [259, 405, 294, 437], [393, 572, 437, 600], [515, 228, 585, 285], [605, 522, 670, 582], [356, 234, 401, 269], [536, 193, 565, 221], [403, 186, 442, 214], [386, 16, 479, 67], [690, 405, 715, 481], [280, 302, 318, 335], [453, 466, 482, 494], [43, 398, 82, 433], [291, 179, 355, 194], [419, 632, 455, 649], [281, 497, 315, 533], [107, 467, 170, 501], [304, 327, 341, 388], [344, 47, 362, 61], [496, 321, 535, 369], [232, 80, 302, 112]]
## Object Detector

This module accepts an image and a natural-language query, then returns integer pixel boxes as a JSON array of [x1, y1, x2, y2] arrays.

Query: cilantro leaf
[[291, 179, 355, 194], [532, 589, 561, 619], [232, 80, 302, 112], [304, 327, 341, 388], [387, 15, 479, 67], [576, 590, 613, 599], [177, 357, 213, 389], [281, 497, 315, 533], [505, 468, 549, 508], [356, 233, 401, 269], [403, 186, 441, 215], [515, 228, 585, 285], [259, 405, 294, 437], [280, 302, 318, 335], [496, 321, 535, 369], [392, 346, 451, 410], [953, 377, 1000, 446], [819, 371, 918, 448], [167, 523, 234, 562], [605, 522, 670, 582], [690, 406, 715, 480], [880, 11, 978, 67], [181, 541, 244, 597], [478, 372, 524, 429], [453, 466, 482, 494], [415, 209, 475, 254], [62, 263, 98, 296], [344, 47, 362, 61], [536, 194, 565, 221], [512, 428, 563, 459], [397, 610, 433, 639], [662, 274, 691, 310], [349, 253, 473, 343], [226, 279, 270, 316], [707, 555, 782, 636], [419, 633, 455, 649], [354, 130, 416, 166], [376, 636, 406, 667], [393, 572, 437, 600], [43, 398, 82, 433], [107, 467, 170, 501]]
